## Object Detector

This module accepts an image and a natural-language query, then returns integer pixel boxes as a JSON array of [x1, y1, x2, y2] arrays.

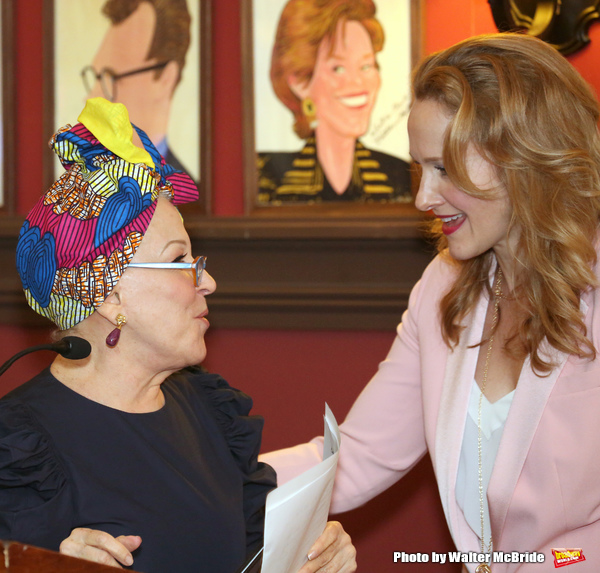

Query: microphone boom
[[0, 337, 91, 377]]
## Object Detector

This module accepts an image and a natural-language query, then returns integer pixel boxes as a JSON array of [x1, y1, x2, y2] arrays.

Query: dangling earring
[[106, 314, 127, 348], [302, 97, 318, 129]]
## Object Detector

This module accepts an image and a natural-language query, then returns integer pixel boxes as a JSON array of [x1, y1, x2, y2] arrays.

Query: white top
[[456, 379, 515, 550]]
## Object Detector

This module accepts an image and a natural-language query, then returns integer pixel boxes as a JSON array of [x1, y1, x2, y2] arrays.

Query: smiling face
[[408, 98, 518, 264], [291, 19, 381, 139], [116, 197, 216, 372]]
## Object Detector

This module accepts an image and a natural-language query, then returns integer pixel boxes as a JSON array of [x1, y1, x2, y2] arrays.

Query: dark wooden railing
[[0, 540, 141, 572]]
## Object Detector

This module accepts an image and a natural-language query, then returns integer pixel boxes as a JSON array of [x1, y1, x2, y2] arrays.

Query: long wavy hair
[[270, 0, 384, 139], [412, 33, 600, 373]]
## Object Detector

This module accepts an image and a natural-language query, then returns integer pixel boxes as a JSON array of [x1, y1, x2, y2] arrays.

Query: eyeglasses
[[81, 61, 169, 102], [128, 256, 207, 287]]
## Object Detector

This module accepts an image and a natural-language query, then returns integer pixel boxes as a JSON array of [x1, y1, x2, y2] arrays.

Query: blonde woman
[[264, 34, 600, 570]]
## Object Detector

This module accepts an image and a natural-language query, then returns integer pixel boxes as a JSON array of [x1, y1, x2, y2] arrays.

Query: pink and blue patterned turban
[[16, 97, 198, 330]]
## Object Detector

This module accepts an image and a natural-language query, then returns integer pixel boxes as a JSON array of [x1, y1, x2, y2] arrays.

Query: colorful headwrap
[[16, 97, 198, 330]]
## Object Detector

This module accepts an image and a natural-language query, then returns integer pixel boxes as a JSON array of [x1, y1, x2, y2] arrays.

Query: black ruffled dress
[[0, 366, 276, 573]]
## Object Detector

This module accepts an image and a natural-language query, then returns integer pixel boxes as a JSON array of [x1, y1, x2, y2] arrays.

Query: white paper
[[260, 404, 340, 573]]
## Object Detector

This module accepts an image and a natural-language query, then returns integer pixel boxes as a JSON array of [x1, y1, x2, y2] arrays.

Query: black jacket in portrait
[[257, 138, 412, 204]]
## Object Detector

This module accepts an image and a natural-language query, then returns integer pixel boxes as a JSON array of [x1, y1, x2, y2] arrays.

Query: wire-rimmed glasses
[[81, 61, 169, 102], [128, 256, 207, 287]]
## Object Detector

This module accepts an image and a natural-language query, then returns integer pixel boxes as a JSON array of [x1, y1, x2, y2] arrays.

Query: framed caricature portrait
[[243, 0, 423, 217], [42, 0, 211, 212]]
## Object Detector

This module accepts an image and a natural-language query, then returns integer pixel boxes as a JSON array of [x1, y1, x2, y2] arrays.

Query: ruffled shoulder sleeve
[[183, 367, 277, 553], [0, 397, 71, 548]]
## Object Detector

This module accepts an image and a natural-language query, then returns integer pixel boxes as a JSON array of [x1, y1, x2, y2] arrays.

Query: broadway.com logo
[[552, 549, 586, 568]]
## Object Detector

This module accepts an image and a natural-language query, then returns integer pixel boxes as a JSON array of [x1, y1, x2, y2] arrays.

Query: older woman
[[257, 0, 411, 204], [0, 98, 356, 573], [264, 34, 600, 570]]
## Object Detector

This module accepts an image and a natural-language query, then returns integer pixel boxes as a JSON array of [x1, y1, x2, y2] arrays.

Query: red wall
[[3, 1, 600, 571]]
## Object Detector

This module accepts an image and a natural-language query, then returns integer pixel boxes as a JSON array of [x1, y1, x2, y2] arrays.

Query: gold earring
[[106, 314, 127, 348], [302, 97, 318, 129]]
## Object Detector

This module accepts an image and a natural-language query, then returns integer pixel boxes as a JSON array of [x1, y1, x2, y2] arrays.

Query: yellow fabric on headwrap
[[77, 97, 155, 169]]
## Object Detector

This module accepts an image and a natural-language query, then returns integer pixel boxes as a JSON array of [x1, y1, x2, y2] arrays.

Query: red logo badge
[[552, 549, 586, 568]]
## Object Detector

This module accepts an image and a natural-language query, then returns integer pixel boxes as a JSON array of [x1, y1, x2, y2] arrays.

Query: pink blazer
[[262, 254, 600, 571]]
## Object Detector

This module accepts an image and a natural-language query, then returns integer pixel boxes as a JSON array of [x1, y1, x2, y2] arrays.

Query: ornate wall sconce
[[488, 0, 600, 54]]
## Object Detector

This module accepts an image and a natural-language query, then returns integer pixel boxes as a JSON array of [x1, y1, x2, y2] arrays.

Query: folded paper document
[[260, 404, 340, 573]]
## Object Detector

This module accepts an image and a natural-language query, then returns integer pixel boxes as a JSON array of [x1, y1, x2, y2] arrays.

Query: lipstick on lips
[[439, 213, 465, 235]]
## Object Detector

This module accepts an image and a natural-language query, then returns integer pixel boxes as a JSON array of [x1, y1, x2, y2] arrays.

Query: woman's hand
[[298, 521, 357, 572], [59, 527, 142, 568]]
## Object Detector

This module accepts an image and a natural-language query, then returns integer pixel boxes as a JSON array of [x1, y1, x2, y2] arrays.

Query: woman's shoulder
[[257, 149, 304, 180], [168, 367, 259, 444], [358, 144, 411, 170], [169, 367, 254, 416], [417, 252, 460, 291], [0, 382, 68, 513], [171, 367, 273, 479], [401, 253, 461, 328]]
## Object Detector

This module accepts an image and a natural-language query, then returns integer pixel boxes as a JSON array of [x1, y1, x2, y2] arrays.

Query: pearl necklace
[[475, 268, 503, 573]]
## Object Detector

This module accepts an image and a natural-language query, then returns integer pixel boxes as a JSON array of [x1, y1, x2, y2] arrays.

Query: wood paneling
[[0, 215, 434, 330]]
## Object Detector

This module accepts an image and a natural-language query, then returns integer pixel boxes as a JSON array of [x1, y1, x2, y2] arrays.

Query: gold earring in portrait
[[302, 98, 318, 129]]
